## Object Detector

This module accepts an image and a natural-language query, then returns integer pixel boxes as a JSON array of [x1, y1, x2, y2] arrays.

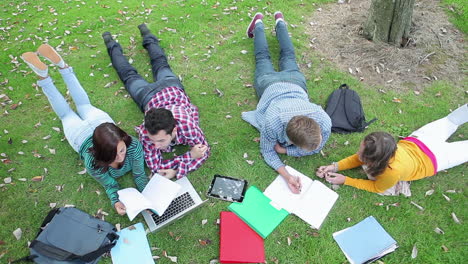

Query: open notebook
[[263, 166, 339, 229], [117, 174, 181, 221]]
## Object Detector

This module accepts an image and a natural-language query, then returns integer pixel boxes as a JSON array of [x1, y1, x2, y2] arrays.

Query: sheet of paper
[[117, 188, 155, 221], [294, 180, 339, 229], [111, 223, 154, 264], [141, 174, 181, 216], [263, 166, 313, 213]]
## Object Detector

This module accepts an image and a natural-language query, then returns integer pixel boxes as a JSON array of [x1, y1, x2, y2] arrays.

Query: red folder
[[220, 211, 265, 263]]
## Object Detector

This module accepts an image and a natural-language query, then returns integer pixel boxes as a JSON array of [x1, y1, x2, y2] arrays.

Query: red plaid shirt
[[135, 86, 210, 179]]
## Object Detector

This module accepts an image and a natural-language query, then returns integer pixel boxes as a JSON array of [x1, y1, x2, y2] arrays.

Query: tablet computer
[[207, 175, 248, 203]]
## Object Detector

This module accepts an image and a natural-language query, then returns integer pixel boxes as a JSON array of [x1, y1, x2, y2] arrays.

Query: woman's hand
[[325, 172, 346, 185], [316, 164, 336, 178], [114, 201, 127, 215]]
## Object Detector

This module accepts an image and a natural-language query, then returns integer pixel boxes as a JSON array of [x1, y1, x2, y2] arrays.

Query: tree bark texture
[[363, 0, 415, 46]]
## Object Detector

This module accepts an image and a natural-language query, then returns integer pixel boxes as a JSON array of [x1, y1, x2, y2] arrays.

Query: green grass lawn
[[1, 0, 466, 263]]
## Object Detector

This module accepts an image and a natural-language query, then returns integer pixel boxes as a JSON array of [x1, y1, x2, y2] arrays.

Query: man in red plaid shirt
[[102, 24, 210, 179]]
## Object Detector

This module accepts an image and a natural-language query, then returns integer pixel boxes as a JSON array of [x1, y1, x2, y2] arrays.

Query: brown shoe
[[37, 44, 66, 68], [21, 52, 48, 78]]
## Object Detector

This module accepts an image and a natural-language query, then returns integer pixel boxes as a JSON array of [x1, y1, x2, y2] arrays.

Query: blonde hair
[[286, 115, 321, 151]]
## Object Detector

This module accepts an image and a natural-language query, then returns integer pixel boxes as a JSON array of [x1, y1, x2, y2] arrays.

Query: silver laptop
[[141, 177, 207, 232]]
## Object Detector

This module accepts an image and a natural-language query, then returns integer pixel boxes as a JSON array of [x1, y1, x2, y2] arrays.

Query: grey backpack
[[14, 207, 118, 264]]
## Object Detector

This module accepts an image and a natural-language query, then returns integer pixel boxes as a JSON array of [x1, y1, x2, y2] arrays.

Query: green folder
[[228, 186, 289, 238]]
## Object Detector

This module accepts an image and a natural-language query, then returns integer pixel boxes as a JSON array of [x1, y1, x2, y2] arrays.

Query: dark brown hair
[[359, 132, 397, 177], [144, 108, 176, 135], [286, 115, 321, 151], [88, 123, 131, 172]]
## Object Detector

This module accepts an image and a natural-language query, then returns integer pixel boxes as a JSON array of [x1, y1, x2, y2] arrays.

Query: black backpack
[[325, 84, 377, 133]]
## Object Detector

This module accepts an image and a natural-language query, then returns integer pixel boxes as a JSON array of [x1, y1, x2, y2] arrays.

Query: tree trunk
[[363, 0, 415, 46]]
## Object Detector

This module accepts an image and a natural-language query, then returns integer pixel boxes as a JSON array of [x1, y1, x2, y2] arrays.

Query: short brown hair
[[286, 115, 321, 151]]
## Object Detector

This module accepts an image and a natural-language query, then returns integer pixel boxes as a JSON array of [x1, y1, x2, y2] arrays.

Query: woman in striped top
[[316, 104, 467, 195], [21, 44, 148, 215]]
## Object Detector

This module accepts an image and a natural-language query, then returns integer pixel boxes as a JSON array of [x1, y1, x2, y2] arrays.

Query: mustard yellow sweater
[[338, 140, 435, 193]]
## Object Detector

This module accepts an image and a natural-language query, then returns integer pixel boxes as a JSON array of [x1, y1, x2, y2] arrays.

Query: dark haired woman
[[21, 44, 148, 214], [316, 104, 467, 195]]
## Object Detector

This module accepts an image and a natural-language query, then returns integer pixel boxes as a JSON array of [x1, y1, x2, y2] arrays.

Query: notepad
[[219, 211, 265, 263], [118, 174, 181, 221], [228, 186, 289, 239], [110, 223, 154, 264], [333, 216, 398, 264], [263, 166, 338, 229]]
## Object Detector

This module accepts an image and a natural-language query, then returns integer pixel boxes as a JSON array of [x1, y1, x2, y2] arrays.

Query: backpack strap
[[364, 117, 378, 128], [339, 83, 349, 89], [29, 233, 118, 262], [36, 208, 60, 236]]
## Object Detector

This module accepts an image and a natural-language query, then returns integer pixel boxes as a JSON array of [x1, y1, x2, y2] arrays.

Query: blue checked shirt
[[242, 82, 331, 170]]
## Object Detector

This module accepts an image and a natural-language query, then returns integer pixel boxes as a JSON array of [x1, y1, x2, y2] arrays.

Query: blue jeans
[[105, 32, 183, 112], [37, 67, 114, 152], [254, 21, 307, 98]]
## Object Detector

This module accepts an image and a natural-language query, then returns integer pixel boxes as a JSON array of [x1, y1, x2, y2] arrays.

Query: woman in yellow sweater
[[316, 104, 467, 195]]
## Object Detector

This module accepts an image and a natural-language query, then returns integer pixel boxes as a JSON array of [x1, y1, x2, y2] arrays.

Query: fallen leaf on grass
[[77, 169, 87, 175], [287, 237, 291, 246], [410, 201, 424, 211], [411, 244, 418, 259], [18, 178, 26, 182], [0, 240, 4, 245], [245, 160, 254, 165], [3, 177, 11, 184], [425, 189, 434, 196], [442, 194, 450, 202], [52, 127, 61, 133], [434, 227, 444, 234], [13, 228, 22, 240], [451, 212, 461, 224], [152, 256, 160, 260], [201, 219, 208, 226], [49, 203, 57, 208], [77, 183, 83, 192], [162, 251, 178, 263], [209, 259, 219, 264], [31, 176, 44, 182], [441, 245, 449, 252], [198, 239, 212, 246], [243, 153, 248, 159], [445, 190, 456, 193]]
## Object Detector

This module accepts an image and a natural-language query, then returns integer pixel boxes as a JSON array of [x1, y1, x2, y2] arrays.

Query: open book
[[263, 166, 338, 229], [333, 216, 398, 264], [117, 174, 181, 221]]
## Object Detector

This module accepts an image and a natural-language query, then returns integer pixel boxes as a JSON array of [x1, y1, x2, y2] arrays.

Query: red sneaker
[[246, 13, 264, 38], [274, 11, 285, 25]]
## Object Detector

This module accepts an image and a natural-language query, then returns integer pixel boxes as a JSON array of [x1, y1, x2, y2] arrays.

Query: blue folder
[[333, 216, 398, 264], [111, 223, 155, 264]]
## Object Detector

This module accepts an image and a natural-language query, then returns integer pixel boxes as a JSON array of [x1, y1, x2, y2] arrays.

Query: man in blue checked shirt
[[242, 12, 332, 193]]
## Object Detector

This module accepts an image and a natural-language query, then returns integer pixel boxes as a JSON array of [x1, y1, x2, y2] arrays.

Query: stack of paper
[[264, 166, 339, 229], [333, 216, 398, 264], [228, 186, 289, 238], [219, 211, 265, 263], [111, 223, 154, 264]]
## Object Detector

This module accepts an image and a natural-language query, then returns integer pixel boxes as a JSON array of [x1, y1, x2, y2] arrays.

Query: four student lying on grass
[[20, 14, 467, 217]]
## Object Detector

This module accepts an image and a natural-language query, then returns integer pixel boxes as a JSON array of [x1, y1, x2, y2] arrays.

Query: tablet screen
[[207, 175, 247, 202]]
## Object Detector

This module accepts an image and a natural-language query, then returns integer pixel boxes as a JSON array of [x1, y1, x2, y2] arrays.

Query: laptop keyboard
[[152, 192, 195, 225]]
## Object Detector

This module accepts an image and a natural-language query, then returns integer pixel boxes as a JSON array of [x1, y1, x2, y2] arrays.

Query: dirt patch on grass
[[306, 0, 466, 92]]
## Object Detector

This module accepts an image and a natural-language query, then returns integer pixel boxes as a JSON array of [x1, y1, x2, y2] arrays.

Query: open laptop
[[141, 177, 207, 232]]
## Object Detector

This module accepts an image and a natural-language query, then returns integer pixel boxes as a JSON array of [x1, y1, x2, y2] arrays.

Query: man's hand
[[286, 175, 302, 194], [114, 201, 126, 215], [158, 169, 177, 179], [316, 164, 336, 178], [325, 172, 346, 185], [274, 143, 287, 154], [190, 144, 208, 159]]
